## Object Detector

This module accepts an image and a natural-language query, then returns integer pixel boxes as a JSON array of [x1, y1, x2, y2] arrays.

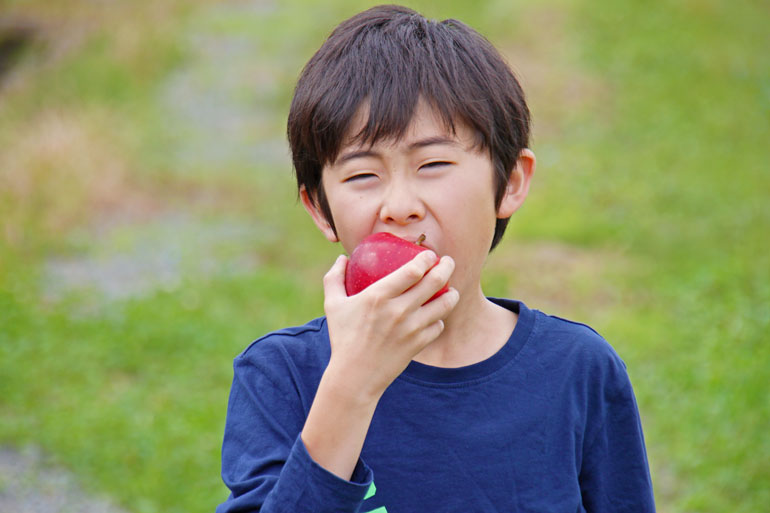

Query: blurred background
[[0, 0, 767, 511]]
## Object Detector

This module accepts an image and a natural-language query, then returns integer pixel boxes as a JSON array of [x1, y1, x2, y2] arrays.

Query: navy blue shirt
[[218, 299, 655, 512]]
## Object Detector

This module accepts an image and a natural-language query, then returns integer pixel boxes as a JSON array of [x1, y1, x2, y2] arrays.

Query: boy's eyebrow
[[407, 136, 460, 150], [335, 136, 460, 165], [336, 149, 378, 165]]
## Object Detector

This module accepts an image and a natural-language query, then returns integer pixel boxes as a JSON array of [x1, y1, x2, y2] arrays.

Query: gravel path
[[44, 0, 284, 306], [0, 447, 128, 513]]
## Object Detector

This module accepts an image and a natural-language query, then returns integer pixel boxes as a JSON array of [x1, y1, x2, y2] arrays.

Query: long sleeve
[[578, 353, 656, 512], [216, 328, 373, 513]]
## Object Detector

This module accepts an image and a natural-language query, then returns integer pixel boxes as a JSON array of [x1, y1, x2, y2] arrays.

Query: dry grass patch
[[499, 3, 612, 141], [485, 239, 630, 320], [0, 109, 156, 249]]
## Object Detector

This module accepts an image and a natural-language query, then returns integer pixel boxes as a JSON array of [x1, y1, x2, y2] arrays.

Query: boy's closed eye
[[419, 161, 452, 170], [342, 161, 452, 182], [344, 173, 377, 182]]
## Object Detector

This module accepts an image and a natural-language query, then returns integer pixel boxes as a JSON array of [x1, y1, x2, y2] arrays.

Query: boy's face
[[302, 102, 533, 296]]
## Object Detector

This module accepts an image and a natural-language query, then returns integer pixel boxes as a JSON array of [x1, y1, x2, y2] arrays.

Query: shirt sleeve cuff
[[275, 434, 373, 511]]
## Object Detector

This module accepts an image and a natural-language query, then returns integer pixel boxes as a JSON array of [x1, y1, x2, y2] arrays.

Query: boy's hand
[[322, 251, 459, 404], [301, 251, 458, 480]]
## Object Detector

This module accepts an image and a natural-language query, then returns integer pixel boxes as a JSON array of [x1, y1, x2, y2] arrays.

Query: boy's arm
[[218, 251, 457, 512], [579, 361, 656, 512], [218, 340, 374, 513], [302, 252, 459, 480]]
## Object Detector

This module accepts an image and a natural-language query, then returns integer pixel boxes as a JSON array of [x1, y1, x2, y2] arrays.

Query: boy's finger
[[323, 255, 349, 299], [408, 255, 455, 306], [414, 286, 460, 333], [373, 250, 439, 297]]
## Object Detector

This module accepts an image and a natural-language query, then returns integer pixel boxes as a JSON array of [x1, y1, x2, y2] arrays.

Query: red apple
[[345, 232, 449, 303]]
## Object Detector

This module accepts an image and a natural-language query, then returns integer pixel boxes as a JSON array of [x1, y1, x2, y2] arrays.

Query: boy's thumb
[[322, 254, 349, 298]]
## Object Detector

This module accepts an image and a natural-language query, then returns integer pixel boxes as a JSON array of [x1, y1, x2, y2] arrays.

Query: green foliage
[[0, 0, 767, 511]]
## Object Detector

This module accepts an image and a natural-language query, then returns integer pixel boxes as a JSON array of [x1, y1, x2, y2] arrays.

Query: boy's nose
[[379, 180, 426, 225]]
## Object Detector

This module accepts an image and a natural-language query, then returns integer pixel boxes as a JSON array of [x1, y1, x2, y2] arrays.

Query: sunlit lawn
[[1, 0, 767, 512]]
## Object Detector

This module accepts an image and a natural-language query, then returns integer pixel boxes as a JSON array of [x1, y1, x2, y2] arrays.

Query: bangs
[[333, 19, 470, 156]]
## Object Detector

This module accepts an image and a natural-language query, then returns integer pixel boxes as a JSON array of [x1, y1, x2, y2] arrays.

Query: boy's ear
[[497, 148, 536, 219], [300, 185, 339, 243]]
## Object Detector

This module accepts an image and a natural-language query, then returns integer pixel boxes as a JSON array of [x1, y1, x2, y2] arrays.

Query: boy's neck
[[412, 287, 517, 369]]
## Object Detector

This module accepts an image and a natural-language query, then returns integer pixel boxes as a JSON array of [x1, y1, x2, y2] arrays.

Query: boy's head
[[288, 4, 531, 251]]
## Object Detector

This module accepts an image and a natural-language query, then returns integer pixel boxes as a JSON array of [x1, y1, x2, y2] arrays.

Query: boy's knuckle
[[364, 290, 387, 310], [426, 271, 446, 289], [323, 296, 339, 311], [429, 321, 444, 339], [404, 265, 423, 282], [416, 321, 442, 347], [387, 301, 406, 320], [401, 317, 419, 337], [322, 271, 336, 285]]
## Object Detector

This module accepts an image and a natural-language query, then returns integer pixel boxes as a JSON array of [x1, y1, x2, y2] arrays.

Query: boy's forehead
[[338, 100, 469, 154]]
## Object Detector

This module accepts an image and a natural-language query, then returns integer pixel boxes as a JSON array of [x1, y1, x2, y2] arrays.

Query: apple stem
[[416, 233, 426, 246]]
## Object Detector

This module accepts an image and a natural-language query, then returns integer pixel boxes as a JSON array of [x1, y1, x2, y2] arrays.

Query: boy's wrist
[[302, 363, 382, 481], [321, 359, 385, 410]]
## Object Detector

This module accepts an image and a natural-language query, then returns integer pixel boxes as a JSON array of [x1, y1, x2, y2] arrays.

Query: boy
[[218, 5, 655, 512]]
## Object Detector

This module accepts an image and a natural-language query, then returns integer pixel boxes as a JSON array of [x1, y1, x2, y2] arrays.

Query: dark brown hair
[[287, 4, 530, 250]]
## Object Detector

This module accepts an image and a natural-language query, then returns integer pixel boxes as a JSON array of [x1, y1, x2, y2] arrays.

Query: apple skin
[[345, 232, 449, 303]]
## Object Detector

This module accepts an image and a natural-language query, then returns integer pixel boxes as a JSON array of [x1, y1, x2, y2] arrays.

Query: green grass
[[1, 0, 768, 511], [568, 3, 770, 510], [0, 268, 321, 512]]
